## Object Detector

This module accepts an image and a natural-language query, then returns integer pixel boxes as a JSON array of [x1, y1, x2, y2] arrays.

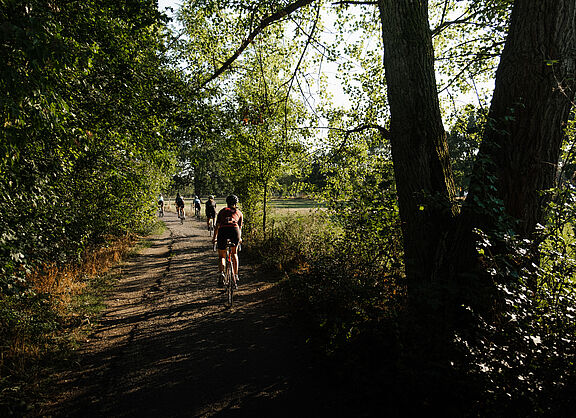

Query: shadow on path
[[43, 212, 335, 417]]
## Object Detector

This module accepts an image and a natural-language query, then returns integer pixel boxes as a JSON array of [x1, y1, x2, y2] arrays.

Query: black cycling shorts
[[216, 227, 240, 250], [206, 208, 216, 219]]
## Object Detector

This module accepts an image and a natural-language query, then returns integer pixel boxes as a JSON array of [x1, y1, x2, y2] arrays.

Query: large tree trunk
[[467, 0, 576, 238], [262, 180, 268, 239], [378, 0, 457, 283]]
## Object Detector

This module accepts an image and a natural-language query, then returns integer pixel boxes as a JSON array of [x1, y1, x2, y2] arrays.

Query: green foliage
[[450, 181, 576, 415], [446, 105, 484, 194], [330, 3, 387, 122], [176, 16, 311, 229], [0, 0, 178, 293], [287, 230, 404, 354], [274, 126, 405, 352], [454, 252, 576, 415], [431, 0, 511, 97], [0, 0, 181, 412], [246, 210, 335, 272]]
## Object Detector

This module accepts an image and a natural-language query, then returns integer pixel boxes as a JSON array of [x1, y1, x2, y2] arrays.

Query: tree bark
[[467, 0, 576, 238], [263, 180, 268, 239], [378, 0, 457, 283]]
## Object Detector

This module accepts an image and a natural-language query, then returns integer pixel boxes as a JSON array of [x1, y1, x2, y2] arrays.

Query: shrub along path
[[41, 211, 324, 417]]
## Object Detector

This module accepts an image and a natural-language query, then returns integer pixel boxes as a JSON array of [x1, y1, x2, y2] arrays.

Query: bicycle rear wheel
[[225, 261, 234, 306]]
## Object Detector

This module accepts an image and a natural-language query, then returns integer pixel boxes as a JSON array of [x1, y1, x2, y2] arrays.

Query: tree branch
[[199, 0, 315, 89], [431, 8, 484, 37], [284, 2, 321, 132], [326, 123, 391, 163], [331, 1, 377, 5], [344, 123, 391, 140]]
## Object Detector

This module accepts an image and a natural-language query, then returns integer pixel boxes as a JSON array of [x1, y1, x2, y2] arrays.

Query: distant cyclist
[[205, 195, 217, 229], [193, 195, 201, 217], [157, 194, 164, 216], [175, 193, 185, 218], [212, 195, 243, 287]]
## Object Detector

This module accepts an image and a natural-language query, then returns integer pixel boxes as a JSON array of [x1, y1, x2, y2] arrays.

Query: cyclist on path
[[205, 195, 217, 229], [157, 194, 164, 216], [175, 193, 185, 218], [193, 195, 202, 217], [212, 195, 243, 287]]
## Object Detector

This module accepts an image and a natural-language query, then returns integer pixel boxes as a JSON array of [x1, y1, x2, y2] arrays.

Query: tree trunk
[[467, 0, 576, 238], [378, 0, 457, 283], [262, 180, 268, 239]]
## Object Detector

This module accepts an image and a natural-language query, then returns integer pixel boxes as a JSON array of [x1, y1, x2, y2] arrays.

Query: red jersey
[[216, 207, 243, 228]]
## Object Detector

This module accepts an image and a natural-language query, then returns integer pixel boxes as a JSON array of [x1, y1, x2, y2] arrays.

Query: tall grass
[[0, 234, 138, 416], [244, 210, 338, 275], [244, 208, 405, 353]]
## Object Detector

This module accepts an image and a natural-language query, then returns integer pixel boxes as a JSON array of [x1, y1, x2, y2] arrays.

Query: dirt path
[[43, 211, 316, 417]]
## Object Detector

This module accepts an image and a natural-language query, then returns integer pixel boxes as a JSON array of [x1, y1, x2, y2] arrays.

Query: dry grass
[[27, 236, 134, 313], [0, 235, 136, 415]]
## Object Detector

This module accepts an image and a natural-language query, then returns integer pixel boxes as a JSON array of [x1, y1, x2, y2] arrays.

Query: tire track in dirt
[[42, 211, 312, 417]]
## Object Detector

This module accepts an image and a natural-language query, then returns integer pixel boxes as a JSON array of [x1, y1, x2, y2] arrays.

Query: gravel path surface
[[44, 211, 315, 417]]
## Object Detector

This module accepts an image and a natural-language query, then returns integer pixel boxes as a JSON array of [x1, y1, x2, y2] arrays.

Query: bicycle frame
[[214, 239, 240, 306]]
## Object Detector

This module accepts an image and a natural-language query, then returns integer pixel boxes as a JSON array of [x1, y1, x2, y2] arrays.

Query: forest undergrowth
[[0, 223, 164, 416], [245, 195, 576, 416]]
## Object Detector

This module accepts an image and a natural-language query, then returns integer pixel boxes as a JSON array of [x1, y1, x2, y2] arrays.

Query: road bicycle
[[214, 239, 240, 307], [207, 217, 215, 236], [158, 203, 164, 217], [194, 205, 201, 219]]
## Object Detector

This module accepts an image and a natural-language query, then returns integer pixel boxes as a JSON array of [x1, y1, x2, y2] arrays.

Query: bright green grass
[[270, 198, 323, 213]]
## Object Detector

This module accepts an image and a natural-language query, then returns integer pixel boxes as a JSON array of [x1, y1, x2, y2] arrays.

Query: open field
[[163, 197, 322, 215], [270, 198, 322, 213]]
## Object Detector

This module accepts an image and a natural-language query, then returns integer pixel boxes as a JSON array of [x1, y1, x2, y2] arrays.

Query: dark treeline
[[0, 0, 185, 412]]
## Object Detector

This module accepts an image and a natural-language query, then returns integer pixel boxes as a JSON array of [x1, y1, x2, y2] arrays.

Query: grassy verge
[[0, 219, 167, 416], [243, 210, 337, 274]]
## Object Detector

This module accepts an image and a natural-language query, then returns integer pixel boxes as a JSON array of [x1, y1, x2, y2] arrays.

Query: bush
[[244, 211, 337, 274], [452, 215, 576, 415]]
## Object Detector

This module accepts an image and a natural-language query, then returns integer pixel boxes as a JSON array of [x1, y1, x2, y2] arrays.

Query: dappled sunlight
[[45, 213, 309, 417]]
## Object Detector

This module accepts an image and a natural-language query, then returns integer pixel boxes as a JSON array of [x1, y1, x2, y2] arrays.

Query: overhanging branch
[[199, 0, 316, 89]]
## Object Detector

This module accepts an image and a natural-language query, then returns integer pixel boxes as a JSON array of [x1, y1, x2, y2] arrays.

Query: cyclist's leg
[[217, 249, 226, 273], [230, 245, 239, 278], [217, 248, 226, 286]]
